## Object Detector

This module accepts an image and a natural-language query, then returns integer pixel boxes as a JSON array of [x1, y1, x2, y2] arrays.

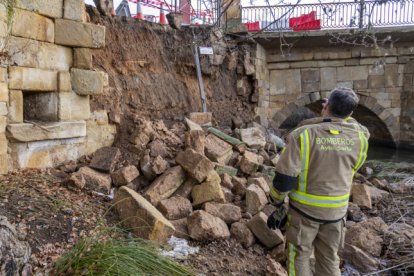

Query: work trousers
[[285, 208, 346, 276]]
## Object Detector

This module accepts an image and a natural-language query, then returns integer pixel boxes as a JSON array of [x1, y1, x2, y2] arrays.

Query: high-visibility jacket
[[272, 117, 370, 222]]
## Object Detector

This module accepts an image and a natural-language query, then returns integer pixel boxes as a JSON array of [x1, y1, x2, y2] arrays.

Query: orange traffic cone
[[136, 0, 144, 20], [159, 2, 167, 25]]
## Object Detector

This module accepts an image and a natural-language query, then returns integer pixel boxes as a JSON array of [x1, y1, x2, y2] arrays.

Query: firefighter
[[267, 87, 370, 276]]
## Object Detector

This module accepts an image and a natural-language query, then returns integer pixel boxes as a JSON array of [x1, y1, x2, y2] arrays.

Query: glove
[[267, 204, 288, 230]]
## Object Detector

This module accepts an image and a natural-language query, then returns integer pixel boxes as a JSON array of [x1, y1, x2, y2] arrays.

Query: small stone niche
[[23, 92, 59, 122]]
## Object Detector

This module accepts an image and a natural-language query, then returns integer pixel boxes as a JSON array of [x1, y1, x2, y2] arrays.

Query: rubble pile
[[52, 112, 413, 274]]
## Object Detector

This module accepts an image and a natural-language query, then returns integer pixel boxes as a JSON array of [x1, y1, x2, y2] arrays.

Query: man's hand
[[267, 204, 287, 230]]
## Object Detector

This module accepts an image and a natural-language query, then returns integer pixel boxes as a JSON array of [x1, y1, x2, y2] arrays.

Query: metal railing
[[241, 0, 414, 32]]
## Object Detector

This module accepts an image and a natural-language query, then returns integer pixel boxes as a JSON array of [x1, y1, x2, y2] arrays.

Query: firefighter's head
[[322, 87, 359, 118]]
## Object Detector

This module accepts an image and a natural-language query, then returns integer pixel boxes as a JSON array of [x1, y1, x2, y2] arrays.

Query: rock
[[347, 202, 367, 222], [204, 133, 233, 164], [188, 112, 212, 127], [389, 177, 414, 194], [157, 196, 193, 220], [221, 173, 234, 190], [71, 68, 105, 95], [140, 154, 156, 180], [151, 156, 170, 175], [239, 151, 264, 175], [0, 217, 31, 276], [173, 178, 197, 199], [78, 167, 111, 194], [170, 218, 189, 239], [232, 176, 247, 197], [270, 154, 280, 167], [240, 127, 266, 149], [89, 147, 121, 173], [144, 166, 187, 205], [342, 244, 379, 273], [187, 210, 230, 241], [246, 184, 268, 215], [345, 217, 388, 257], [204, 202, 242, 224], [148, 139, 168, 158], [247, 212, 284, 248], [371, 178, 388, 190], [176, 149, 215, 183], [55, 19, 105, 48], [231, 117, 243, 129], [353, 172, 367, 183], [192, 171, 225, 206], [63, 171, 86, 190], [215, 164, 238, 176], [367, 185, 389, 203], [351, 184, 372, 209], [248, 177, 270, 194], [387, 223, 414, 245], [185, 130, 205, 154], [262, 204, 277, 217], [270, 242, 287, 263], [184, 118, 203, 131], [360, 166, 373, 176], [222, 187, 235, 203], [74, 48, 92, 69], [111, 165, 139, 187], [266, 258, 288, 276], [114, 187, 175, 243], [230, 222, 255, 248]]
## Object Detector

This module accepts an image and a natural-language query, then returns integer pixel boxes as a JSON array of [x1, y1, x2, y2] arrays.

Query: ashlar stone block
[[55, 19, 105, 48], [337, 66, 369, 81], [0, 82, 8, 102], [64, 0, 87, 22], [11, 8, 54, 43], [8, 90, 23, 123], [9, 66, 58, 91], [16, 0, 63, 18], [74, 48, 93, 69], [58, 91, 90, 121], [71, 68, 104, 95]]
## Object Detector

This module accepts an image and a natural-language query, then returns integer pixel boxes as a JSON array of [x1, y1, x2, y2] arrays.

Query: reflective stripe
[[289, 190, 350, 208], [298, 130, 310, 192], [353, 131, 369, 174], [345, 117, 353, 121], [288, 243, 296, 276], [329, 129, 340, 135], [270, 186, 286, 202]]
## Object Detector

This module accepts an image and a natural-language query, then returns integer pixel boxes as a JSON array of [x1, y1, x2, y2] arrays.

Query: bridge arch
[[270, 92, 398, 147]]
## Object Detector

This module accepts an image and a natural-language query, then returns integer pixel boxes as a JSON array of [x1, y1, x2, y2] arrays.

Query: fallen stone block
[[262, 204, 277, 217], [55, 19, 105, 48], [63, 171, 85, 190], [204, 202, 242, 224], [78, 166, 111, 194], [367, 185, 389, 204], [266, 258, 288, 276], [189, 112, 212, 127], [215, 164, 238, 176], [185, 130, 205, 154], [170, 218, 189, 239], [187, 210, 230, 241], [270, 242, 287, 264], [220, 173, 234, 190], [151, 156, 169, 175], [342, 244, 379, 273], [240, 127, 266, 149], [205, 133, 233, 164], [192, 171, 225, 206], [148, 139, 168, 158], [89, 147, 121, 173], [71, 68, 105, 96], [351, 184, 372, 209], [157, 196, 193, 220], [389, 178, 414, 194], [232, 176, 247, 197], [239, 151, 264, 175], [371, 178, 388, 190], [184, 118, 203, 131], [347, 202, 367, 222], [230, 221, 255, 248], [114, 186, 175, 243], [176, 148, 214, 183], [247, 212, 284, 248], [173, 178, 197, 199], [345, 217, 388, 257], [145, 166, 186, 205], [111, 165, 140, 187], [248, 177, 270, 194], [246, 184, 268, 215]]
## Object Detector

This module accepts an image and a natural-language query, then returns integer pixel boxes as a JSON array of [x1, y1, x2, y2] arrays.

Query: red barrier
[[243, 21, 260, 32], [289, 11, 321, 31]]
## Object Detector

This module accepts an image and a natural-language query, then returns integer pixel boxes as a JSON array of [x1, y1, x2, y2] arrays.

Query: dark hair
[[328, 87, 359, 118]]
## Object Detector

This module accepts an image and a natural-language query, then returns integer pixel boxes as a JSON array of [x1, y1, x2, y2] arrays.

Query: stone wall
[[0, 0, 116, 172], [253, 41, 414, 147]]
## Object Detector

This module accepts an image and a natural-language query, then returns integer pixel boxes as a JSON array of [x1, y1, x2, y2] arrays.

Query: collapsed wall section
[[0, 0, 115, 172]]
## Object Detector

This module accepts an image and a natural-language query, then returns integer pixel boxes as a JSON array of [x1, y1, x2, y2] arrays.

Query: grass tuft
[[54, 229, 194, 276]]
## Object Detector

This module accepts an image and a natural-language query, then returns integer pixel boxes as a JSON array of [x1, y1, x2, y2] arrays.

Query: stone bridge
[[251, 28, 414, 148]]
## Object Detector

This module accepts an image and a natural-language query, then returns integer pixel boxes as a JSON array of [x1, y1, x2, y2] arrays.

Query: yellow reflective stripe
[[270, 187, 286, 202], [299, 130, 310, 192], [330, 129, 340, 135], [288, 243, 296, 276], [353, 131, 368, 174], [345, 117, 353, 121], [289, 190, 350, 208]]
